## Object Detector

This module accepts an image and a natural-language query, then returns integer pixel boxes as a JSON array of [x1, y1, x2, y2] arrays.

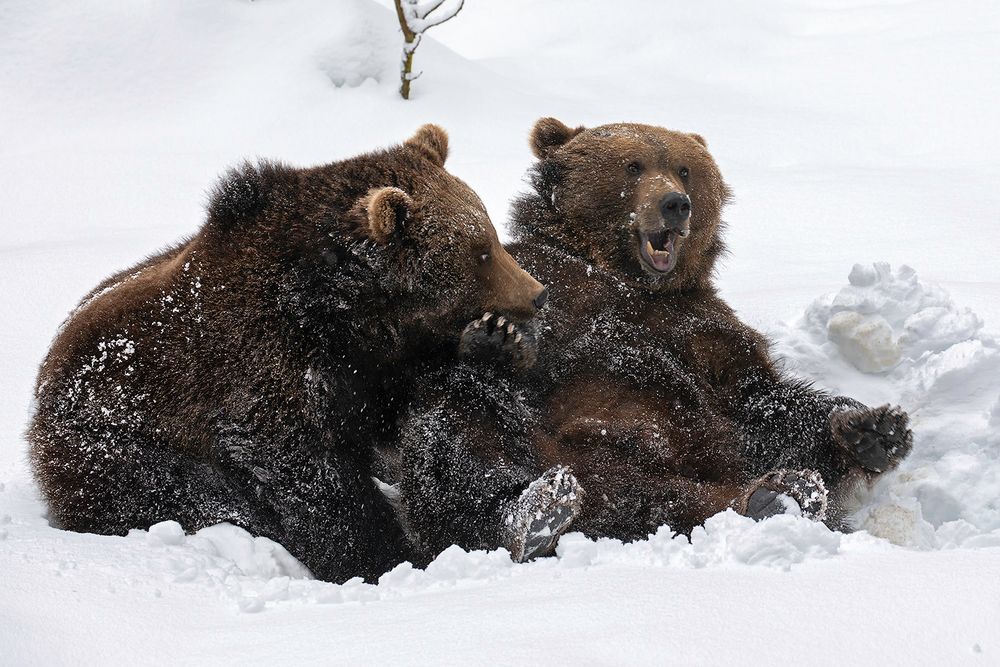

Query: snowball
[[860, 500, 936, 548], [827, 311, 901, 373]]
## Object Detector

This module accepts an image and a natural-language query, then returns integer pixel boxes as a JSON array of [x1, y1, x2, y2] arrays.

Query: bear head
[[350, 125, 547, 337], [517, 118, 732, 291]]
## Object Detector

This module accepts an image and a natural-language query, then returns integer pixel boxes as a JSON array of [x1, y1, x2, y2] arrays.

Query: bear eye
[[678, 166, 690, 179], [627, 161, 643, 175], [478, 250, 492, 265]]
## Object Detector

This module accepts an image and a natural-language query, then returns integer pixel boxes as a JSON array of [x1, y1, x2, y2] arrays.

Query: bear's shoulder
[[206, 160, 298, 232]]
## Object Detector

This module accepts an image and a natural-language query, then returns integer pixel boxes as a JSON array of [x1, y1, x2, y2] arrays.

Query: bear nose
[[533, 287, 549, 311], [659, 192, 691, 228]]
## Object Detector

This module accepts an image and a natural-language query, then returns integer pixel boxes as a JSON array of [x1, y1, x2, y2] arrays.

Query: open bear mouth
[[638, 229, 679, 273]]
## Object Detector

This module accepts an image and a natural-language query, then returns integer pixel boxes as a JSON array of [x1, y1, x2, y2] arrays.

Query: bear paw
[[742, 469, 828, 522], [459, 312, 538, 370], [831, 404, 913, 474], [504, 466, 583, 562]]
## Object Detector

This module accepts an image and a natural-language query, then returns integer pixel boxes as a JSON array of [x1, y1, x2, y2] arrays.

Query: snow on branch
[[408, 0, 464, 31], [393, 0, 465, 99]]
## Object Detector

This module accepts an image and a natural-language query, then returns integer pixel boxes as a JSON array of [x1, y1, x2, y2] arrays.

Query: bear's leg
[[399, 364, 580, 562], [29, 424, 251, 536], [458, 312, 539, 370], [735, 371, 913, 490], [218, 439, 415, 583]]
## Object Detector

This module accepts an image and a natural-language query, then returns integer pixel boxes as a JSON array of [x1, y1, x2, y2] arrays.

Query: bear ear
[[530, 117, 585, 158], [360, 187, 413, 244], [689, 132, 708, 148], [405, 124, 449, 167]]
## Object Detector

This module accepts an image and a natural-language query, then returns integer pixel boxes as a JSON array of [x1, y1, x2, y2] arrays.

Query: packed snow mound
[[137, 521, 313, 612], [774, 263, 1000, 547], [793, 262, 992, 375]]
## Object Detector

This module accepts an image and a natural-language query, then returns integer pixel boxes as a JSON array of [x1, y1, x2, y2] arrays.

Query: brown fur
[[527, 118, 731, 293], [27, 125, 544, 583], [398, 119, 911, 556]]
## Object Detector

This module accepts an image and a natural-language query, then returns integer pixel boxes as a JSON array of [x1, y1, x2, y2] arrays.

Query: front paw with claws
[[459, 312, 539, 370], [831, 404, 913, 473]]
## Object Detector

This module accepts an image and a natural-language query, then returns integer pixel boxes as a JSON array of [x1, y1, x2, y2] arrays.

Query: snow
[[2, 0, 1000, 663], [775, 262, 1000, 547]]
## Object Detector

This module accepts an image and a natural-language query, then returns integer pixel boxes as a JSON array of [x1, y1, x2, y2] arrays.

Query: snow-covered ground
[[2, 0, 999, 663]]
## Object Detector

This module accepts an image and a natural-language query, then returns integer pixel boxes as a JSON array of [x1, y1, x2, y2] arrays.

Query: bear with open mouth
[[397, 118, 912, 561]]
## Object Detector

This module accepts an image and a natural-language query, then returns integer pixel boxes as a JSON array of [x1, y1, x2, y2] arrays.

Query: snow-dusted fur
[[398, 120, 913, 559], [27, 125, 545, 584]]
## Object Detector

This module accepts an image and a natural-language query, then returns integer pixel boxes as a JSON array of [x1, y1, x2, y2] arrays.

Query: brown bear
[[397, 119, 913, 561], [27, 125, 548, 583]]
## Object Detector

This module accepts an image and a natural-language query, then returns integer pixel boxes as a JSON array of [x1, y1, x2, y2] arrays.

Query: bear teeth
[[645, 240, 670, 258]]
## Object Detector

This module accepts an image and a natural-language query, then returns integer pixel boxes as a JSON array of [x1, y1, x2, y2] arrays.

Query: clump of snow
[[124, 521, 314, 612], [793, 262, 992, 377], [557, 511, 846, 572], [315, 0, 397, 87], [827, 310, 900, 373], [855, 496, 937, 549], [774, 262, 1000, 547], [302, 511, 852, 604]]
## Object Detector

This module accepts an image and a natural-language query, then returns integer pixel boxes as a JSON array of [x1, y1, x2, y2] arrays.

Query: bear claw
[[505, 466, 583, 562], [460, 312, 538, 370], [742, 469, 828, 522], [831, 404, 913, 473]]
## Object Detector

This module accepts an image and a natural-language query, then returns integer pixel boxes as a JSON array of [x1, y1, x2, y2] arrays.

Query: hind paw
[[459, 312, 538, 370], [742, 469, 828, 522], [504, 466, 583, 562], [831, 404, 913, 473]]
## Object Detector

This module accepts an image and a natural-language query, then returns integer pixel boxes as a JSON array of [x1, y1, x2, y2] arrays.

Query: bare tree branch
[[393, 0, 464, 99]]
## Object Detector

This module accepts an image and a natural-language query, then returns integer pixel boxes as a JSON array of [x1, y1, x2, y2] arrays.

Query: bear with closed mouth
[[397, 118, 912, 561], [27, 125, 548, 583]]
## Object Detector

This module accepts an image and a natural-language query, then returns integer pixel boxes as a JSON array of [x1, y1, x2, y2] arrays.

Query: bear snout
[[533, 287, 549, 310], [659, 192, 691, 232], [482, 246, 547, 321]]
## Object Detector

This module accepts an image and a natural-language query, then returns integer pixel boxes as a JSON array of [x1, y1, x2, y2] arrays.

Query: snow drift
[[776, 262, 1000, 547]]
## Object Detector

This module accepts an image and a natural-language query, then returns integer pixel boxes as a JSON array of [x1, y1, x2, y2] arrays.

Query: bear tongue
[[643, 233, 676, 271], [645, 236, 674, 255]]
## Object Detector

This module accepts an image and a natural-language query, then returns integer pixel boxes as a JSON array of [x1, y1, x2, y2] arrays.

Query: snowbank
[[0, 509, 875, 616], [775, 262, 1000, 548]]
